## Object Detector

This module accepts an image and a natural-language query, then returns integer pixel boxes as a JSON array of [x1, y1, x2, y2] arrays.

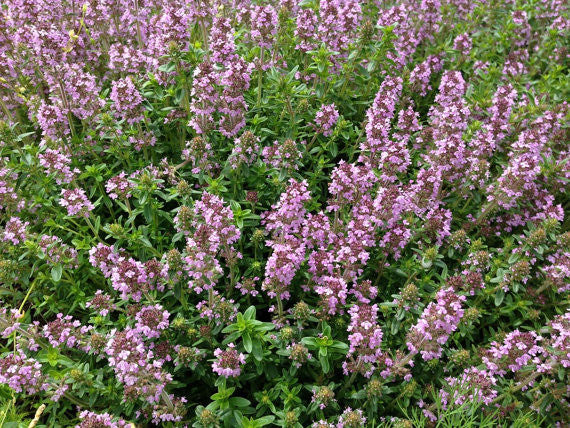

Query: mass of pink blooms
[[0, 0, 568, 426]]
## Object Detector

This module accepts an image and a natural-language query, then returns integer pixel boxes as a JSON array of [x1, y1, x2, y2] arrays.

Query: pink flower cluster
[[85, 290, 116, 316], [43, 313, 92, 350], [39, 234, 78, 267], [482, 330, 545, 375], [229, 131, 260, 169], [38, 148, 80, 184], [59, 188, 94, 217], [0, 353, 48, 394], [440, 367, 498, 408], [182, 136, 215, 175], [406, 287, 466, 361], [360, 76, 403, 167], [76, 410, 128, 428], [212, 343, 246, 377], [409, 55, 443, 96], [250, 5, 278, 48], [295, 9, 318, 52], [1, 217, 28, 245], [173, 193, 240, 293], [0, 160, 25, 212], [89, 244, 166, 301], [262, 180, 311, 299], [318, 0, 362, 52], [262, 139, 301, 171], [344, 303, 384, 377], [314, 103, 339, 137], [110, 77, 144, 125], [135, 304, 170, 339], [106, 172, 136, 200], [104, 327, 173, 404]]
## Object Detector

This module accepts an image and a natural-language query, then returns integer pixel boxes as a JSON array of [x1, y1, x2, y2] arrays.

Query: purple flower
[[262, 139, 301, 171], [212, 343, 246, 377], [359, 76, 403, 167], [110, 77, 144, 125], [135, 304, 170, 339], [287, 342, 312, 368], [453, 33, 472, 56], [189, 60, 219, 135], [86, 290, 116, 316], [0, 353, 48, 394], [42, 313, 92, 350], [337, 407, 366, 428], [482, 330, 545, 375], [106, 172, 135, 200], [295, 9, 318, 52], [38, 148, 80, 184], [229, 131, 260, 169], [1, 217, 28, 245], [406, 287, 466, 361], [250, 5, 278, 48], [76, 410, 128, 428], [314, 103, 339, 137], [59, 188, 94, 217]]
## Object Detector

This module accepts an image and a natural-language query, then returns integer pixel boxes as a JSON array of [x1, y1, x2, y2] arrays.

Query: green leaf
[[47, 348, 59, 367], [51, 264, 63, 283], [252, 339, 263, 361], [391, 320, 400, 335], [229, 397, 251, 408], [243, 332, 253, 353], [143, 204, 152, 222], [319, 355, 330, 373], [244, 306, 256, 321], [301, 337, 318, 347], [255, 416, 275, 426], [329, 341, 349, 353], [494, 289, 505, 306], [255, 323, 275, 332], [508, 252, 520, 264]]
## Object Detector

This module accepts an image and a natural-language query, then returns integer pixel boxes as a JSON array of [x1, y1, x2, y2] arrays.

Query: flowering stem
[[0, 397, 14, 427], [373, 255, 388, 287], [489, 364, 552, 405], [535, 281, 553, 295], [208, 288, 214, 309], [339, 45, 363, 98], [306, 133, 318, 152], [161, 390, 174, 411], [285, 96, 296, 135], [199, 19, 209, 50], [257, 47, 264, 107], [62, 391, 89, 408], [13, 279, 38, 354], [125, 199, 132, 217], [133, 0, 143, 48], [0, 97, 13, 123], [84, 216, 100, 240], [58, 80, 76, 139], [174, 158, 191, 171], [339, 362, 360, 395], [468, 201, 499, 232], [18, 279, 37, 315]]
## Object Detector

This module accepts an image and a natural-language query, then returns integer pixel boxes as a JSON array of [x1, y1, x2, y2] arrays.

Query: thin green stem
[[257, 47, 264, 107], [85, 216, 100, 240], [18, 279, 37, 314], [277, 297, 284, 319]]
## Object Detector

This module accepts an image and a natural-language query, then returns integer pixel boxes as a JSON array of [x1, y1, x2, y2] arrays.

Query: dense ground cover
[[0, 0, 569, 426]]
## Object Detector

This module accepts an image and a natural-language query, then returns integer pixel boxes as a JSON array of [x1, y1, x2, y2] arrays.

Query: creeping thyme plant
[[0, 0, 568, 426]]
